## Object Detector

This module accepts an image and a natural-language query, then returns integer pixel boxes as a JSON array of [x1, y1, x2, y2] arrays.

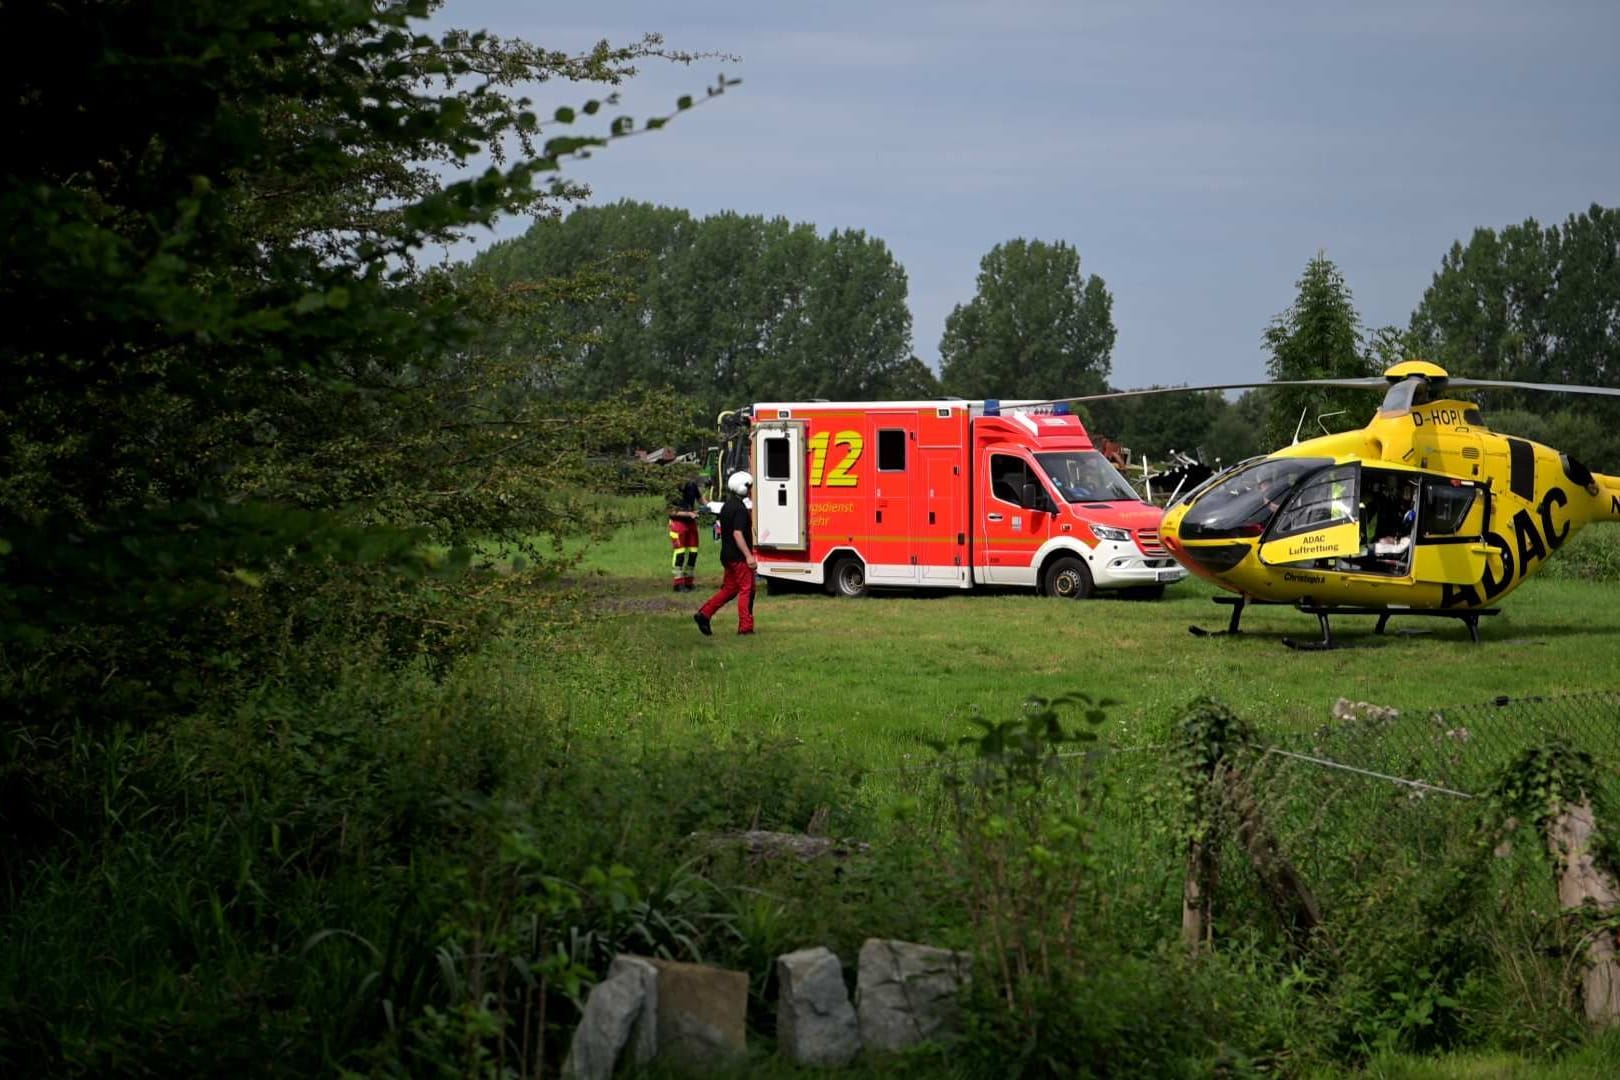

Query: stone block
[[776, 946, 859, 1067], [856, 938, 970, 1053]]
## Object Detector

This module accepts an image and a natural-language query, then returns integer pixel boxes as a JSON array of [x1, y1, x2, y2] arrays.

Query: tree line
[[477, 201, 1620, 471]]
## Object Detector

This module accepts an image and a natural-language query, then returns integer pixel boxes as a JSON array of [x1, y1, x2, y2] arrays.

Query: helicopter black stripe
[[1416, 536, 1480, 547], [1507, 438, 1535, 501]]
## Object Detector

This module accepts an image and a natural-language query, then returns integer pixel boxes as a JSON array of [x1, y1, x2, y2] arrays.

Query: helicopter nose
[[1160, 502, 1189, 553], [1158, 498, 1252, 581]]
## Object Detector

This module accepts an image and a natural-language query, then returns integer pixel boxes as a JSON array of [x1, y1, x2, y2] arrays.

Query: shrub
[[1541, 527, 1620, 584]]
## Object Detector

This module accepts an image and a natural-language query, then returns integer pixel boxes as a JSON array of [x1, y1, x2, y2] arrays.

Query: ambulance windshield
[[1035, 451, 1140, 503]]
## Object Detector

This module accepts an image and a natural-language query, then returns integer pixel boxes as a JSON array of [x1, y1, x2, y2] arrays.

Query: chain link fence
[[1055, 691, 1620, 961], [874, 690, 1620, 1046], [893, 690, 1620, 916]]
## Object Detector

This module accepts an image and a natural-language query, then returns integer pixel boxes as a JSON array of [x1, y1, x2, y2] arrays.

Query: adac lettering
[[1441, 485, 1568, 608], [1612, 493, 1620, 516], [1537, 486, 1568, 550]]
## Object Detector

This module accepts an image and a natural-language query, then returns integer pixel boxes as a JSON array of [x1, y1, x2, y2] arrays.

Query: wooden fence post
[[1545, 798, 1620, 1025], [1182, 827, 1218, 957], [1222, 763, 1321, 950]]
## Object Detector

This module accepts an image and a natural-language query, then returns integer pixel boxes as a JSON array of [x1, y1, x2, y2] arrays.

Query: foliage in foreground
[[0, 629, 868, 1075], [8, 605, 1620, 1076], [1, 0, 718, 863]]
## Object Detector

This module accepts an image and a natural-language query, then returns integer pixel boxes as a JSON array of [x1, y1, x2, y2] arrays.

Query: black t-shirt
[[667, 479, 701, 516], [719, 495, 752, 563]]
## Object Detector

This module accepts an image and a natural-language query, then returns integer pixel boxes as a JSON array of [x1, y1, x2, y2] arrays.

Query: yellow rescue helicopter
[[1052, 361, 1620, 648]]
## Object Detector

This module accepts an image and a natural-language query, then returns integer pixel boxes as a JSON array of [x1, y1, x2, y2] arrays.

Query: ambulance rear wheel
[[828, 557, 868, 598], [1043, 556, 1094, 600]]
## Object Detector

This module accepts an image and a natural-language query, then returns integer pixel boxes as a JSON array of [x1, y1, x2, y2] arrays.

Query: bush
[[1541, 527, 1620, 584], [0, 619, 882, 1076]]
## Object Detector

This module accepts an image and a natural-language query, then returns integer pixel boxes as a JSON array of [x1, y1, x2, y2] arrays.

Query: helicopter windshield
[[1035, 451, 1140, 503], [1168, 455, 1263, 510], [1177, 457, 1332, 539]]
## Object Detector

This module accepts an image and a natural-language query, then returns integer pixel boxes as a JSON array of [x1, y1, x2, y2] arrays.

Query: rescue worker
[[694, 471, 756, 636], [667, 473, 703, 592]]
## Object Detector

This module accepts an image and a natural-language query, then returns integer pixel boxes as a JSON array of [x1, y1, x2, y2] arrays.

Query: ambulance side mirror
[[1021, 483, 1052, 513]]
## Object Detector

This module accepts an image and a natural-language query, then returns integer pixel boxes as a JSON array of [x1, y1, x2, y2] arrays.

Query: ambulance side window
[[877, 429, 906, 471], [990, 453, 1030, 504]]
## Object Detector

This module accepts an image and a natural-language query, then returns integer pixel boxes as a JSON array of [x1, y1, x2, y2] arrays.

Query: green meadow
[[561, 505, 1620, 772]]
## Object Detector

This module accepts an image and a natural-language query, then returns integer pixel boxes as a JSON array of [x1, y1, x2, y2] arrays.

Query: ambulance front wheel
[[1042, 556, 1094, 600], [827, 557, 868, 599]]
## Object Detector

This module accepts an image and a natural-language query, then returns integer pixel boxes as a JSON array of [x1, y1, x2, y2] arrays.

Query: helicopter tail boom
[[1598, 473, 1620, 523]]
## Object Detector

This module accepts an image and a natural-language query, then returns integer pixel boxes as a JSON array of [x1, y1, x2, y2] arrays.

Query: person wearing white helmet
[[694, 471, 758, 636]]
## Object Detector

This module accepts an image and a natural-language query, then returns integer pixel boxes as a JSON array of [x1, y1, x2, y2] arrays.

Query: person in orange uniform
[[667, 474, 703, 592], [694, 471, 756, 636]]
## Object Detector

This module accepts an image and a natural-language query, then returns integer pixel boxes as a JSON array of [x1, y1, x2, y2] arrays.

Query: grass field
[[556, 504, 1620, 786]]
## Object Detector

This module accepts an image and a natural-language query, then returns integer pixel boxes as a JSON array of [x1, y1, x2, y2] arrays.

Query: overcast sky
[[436, 0, 1618, 389]]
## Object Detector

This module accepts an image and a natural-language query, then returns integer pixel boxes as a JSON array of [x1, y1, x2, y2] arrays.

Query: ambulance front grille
[[1136, 528, 1168, 556]]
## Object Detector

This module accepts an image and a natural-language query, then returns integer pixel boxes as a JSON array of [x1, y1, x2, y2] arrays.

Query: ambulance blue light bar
[[984, 400, 1072, 417]]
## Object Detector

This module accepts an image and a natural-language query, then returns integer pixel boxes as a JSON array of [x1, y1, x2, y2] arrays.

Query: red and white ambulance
[[714, 398, 1186, 598]]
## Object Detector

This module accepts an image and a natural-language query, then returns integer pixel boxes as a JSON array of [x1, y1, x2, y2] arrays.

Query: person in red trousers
[[694, 471, 756, 636], [666, 474, 702, 592]]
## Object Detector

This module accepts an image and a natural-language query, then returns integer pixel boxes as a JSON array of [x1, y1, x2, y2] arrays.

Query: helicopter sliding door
[[1411, 478, 1489, 585], [1257, 463, 1364, 566]]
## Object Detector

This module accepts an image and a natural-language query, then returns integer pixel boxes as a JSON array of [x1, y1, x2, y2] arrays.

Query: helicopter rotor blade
[[1443, 378, 1620, 397], [1022, 377, 1390, 409]]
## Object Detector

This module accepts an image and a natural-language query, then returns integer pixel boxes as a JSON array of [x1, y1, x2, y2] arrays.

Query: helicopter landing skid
[[1189, 595, 1285, 637], [1193, 596, 1499, 647], [1283, 606, 1501, 650]]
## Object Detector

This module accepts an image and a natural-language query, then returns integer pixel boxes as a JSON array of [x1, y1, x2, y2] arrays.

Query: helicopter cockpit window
[[1168, 456, 1264, 511], [1176, 458, 1331, 540], [1420, 482, 1478, 537], [1269, 464, 1360, 539], [1035, 451, 1139, 503]]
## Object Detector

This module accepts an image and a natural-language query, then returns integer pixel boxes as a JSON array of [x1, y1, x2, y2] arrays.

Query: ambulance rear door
[[751, 419, 807, 550]]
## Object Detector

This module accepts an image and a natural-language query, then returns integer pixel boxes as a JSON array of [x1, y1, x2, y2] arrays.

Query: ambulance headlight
[[1090, 525, 1132, 542]]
